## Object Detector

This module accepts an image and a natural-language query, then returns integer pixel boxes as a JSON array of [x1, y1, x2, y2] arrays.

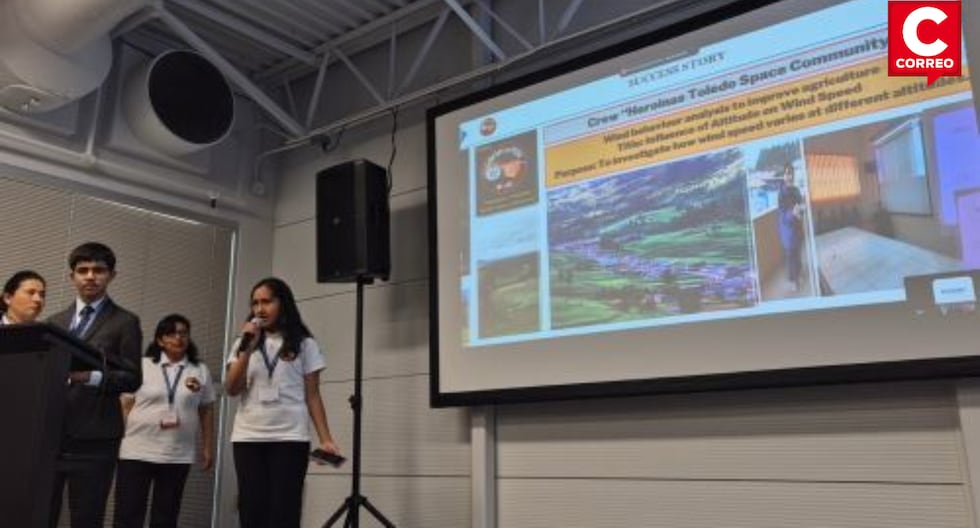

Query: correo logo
[[888, 1, 962, 85]]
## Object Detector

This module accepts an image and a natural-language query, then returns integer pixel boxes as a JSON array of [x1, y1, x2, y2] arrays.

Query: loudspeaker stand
[[323, 278, 396, 528]]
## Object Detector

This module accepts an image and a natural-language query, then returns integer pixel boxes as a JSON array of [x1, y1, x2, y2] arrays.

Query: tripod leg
[[321, 281, 397, 528], [361, 497, 397, 528], [323, 497, 352, 528]]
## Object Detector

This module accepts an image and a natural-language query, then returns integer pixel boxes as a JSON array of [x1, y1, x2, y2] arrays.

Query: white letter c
[[903, 6, 948, 57]]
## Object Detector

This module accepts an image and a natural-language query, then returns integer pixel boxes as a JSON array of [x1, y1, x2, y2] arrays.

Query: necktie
[[72, 305, 94, 337]]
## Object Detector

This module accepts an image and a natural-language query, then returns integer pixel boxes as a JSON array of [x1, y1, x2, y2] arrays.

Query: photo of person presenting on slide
[[778, 163, 806, 292]]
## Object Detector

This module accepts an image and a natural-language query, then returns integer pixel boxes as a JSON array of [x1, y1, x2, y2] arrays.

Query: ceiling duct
[[0, 0, 148, 113], [123, 50, 235, 156]]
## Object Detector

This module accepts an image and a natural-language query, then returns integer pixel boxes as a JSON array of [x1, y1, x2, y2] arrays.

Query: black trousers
[[113, 459, 191, 528], [49, 439, 121, 528], [233, 441, 310, 528]]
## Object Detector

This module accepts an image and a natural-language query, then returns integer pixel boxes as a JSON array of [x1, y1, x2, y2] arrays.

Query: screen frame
[[427, 0, 980, 408]]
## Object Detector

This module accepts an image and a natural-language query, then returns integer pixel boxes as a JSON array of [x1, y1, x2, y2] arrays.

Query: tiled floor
[[815, 226, 962, 294]]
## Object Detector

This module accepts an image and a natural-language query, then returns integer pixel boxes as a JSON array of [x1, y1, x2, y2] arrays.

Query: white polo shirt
[[119, 356, 215, 464], [227, 334, 324, 443]]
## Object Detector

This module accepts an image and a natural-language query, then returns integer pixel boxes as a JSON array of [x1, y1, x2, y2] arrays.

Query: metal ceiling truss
[[397, 7, 451, 96], [156, 7, 306, 136], [123, 0, 625, 145], [473, 0, 534, 52], [254, 0, 454, 83], [169, 0, 318, 66], [296, 0, 691, 145], [292, 0, 589, 142], [442, 0, 507, 61], [305, 50, 331, 130]]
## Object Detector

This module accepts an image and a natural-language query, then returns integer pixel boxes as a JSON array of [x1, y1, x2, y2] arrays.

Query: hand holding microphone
[[237, 317, 263, 353]]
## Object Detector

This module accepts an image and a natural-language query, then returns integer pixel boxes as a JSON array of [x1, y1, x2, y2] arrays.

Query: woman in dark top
[[777, 163, 805, 291]]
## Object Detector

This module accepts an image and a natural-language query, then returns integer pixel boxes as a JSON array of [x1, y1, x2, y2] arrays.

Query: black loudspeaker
[[316, 159, 391, 283]]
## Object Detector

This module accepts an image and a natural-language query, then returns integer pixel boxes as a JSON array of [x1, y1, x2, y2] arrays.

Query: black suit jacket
[[48, 298, 142, 441]]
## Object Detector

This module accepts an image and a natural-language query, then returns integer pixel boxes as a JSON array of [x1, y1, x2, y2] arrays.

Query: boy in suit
[[48, 242, 142, 528]]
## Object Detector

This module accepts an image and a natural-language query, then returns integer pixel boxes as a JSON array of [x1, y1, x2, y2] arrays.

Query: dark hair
[[249, 277, 312, 360], [69, 242, 117, 272], [1, 270, 46, 313], [145, 313, 200, 365]]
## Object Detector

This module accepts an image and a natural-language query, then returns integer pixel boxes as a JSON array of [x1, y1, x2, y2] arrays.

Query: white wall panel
[[275, 145, 322, 227], [316, 375, 469, 478], [300, 279, 429, 382], [957, 379, 980, 524], [387, 189, 428, 284], [498, 381, 963, 484], [272, 219, 353, 299], [498, 479, 971, 528], [299, 291, 357, 381]]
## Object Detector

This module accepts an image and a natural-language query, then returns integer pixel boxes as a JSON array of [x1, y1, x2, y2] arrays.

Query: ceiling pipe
[[14, 0, 148, 54], [0, 0, 150, 113]]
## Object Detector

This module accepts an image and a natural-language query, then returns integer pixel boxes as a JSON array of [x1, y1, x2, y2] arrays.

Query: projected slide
[[454, 0, 977, 347], [431, 0, 980, 405]]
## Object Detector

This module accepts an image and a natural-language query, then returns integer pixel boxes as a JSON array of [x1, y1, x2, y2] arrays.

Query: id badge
[[159, 410, 180, 429], [258, 384, 280, 403]]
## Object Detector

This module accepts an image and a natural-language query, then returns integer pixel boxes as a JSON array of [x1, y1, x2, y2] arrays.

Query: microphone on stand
[[237, 317, 263, 352]]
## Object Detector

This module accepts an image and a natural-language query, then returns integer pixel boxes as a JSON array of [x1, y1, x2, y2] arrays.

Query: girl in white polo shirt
[[226, 277, 342, 528], [114, 314, 215, 528]]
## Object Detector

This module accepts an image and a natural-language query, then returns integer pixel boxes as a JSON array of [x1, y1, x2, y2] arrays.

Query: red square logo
[[888, 1, 961, 85]]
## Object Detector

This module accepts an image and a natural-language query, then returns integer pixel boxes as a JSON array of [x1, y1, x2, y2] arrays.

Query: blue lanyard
[[162, 364, 185, 407], [259, 338, 278, 380]]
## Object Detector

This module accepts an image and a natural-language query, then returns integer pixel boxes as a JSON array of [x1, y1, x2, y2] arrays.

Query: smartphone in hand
[[311, 448, 346, 467]]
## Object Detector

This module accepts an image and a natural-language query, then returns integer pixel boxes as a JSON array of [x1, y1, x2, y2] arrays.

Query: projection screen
[[428, 0, 980, 406]]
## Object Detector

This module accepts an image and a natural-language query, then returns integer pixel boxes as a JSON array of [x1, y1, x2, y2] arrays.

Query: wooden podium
[[0, 323, 108, 527]]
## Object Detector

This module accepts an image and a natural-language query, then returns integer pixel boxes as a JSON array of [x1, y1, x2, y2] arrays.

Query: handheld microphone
[[237, 317, 263, 352], [311, 448, 346, 467]]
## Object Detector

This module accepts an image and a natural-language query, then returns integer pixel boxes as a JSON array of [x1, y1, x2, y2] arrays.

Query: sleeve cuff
[[87, 370, 103, 387]]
